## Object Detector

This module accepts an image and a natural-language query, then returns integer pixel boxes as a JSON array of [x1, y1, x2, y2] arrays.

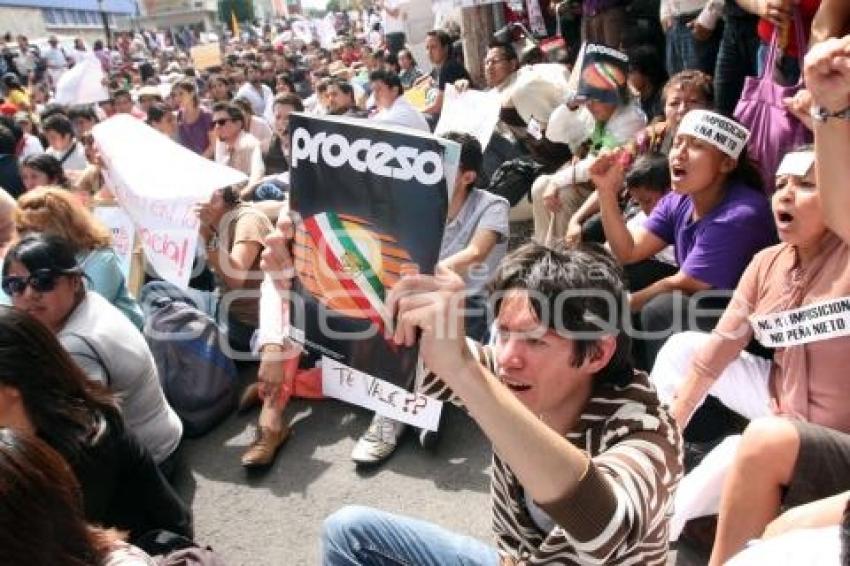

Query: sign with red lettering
[[92, 115, 248, 288]]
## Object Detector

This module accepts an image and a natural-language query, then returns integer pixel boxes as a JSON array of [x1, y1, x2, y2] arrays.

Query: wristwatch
[[810, 104, 850, 123]]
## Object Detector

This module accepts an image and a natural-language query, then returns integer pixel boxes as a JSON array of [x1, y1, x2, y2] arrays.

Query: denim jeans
[[665, 14, 721, 76], [322, 505, 501, 566], [714, 16, 760, 116]]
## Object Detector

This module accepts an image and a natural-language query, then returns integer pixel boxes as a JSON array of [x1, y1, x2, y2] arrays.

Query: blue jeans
[[322, 505, 501, 566], [665, 14, 720, 76], [714, 16, 760, 116]]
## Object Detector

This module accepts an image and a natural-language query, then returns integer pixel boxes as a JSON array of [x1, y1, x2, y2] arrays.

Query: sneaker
[[351, 414, 405, 465]]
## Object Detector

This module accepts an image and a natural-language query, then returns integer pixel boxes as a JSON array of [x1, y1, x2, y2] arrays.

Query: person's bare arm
[[439, 229, 501, 278], [806, 36, 850, 243]]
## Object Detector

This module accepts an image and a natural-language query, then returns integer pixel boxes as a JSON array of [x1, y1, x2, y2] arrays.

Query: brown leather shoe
[[237, 383, 261, 414], [241, 425, 291, 468]]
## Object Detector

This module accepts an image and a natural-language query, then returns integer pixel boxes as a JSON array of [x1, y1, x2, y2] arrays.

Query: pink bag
[[733, 10, 811, 194]]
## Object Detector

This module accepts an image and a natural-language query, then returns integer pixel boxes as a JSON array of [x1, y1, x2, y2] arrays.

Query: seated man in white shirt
[[236, 62, 275, 117], [211, 102, 265, 198], [369, 70, 429, 132]]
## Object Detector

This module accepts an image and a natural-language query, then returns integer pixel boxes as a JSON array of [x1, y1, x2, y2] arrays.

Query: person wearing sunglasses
[[211, 102, 265, 195], [2, 233, 183, 474]]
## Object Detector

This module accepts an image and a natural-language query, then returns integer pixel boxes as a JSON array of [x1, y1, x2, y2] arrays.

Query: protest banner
[[322, 357, 442, 430], [435, 84, 502, 150], [54, 55, 109, 106], [93, 205, 135, 279], [190, 43, 222, 70], [576, 43, 629, 105], [287, 113, 459, 410], [751, 296, 850, 348], [403, 83, 431, 112], [92, 115, 248, 289]]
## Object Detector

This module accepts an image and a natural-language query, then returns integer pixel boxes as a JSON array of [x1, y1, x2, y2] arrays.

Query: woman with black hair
[[20, 152, 71, 191], [3, 234, 183, 472], [0, 304, 190, 543], [0, 428, 158, 565]]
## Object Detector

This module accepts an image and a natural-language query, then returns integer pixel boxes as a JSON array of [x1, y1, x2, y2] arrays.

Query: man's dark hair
[[0, 116, 21, 147], [39, 104, 67, 122], [368, 69, 402, 96], [489, 243, 633, 387], [42, 114, 75, 138], [67, 105, 98, 123], [441, 131, 482, 178], [426, 29, 452, 48], [273, 92, 304, 112], [212, 102, 245, 127], [625, 153, 671, 193], [111, 88, 131, 101], [487, 40, 518, 62], [329, 78, 354, 99]]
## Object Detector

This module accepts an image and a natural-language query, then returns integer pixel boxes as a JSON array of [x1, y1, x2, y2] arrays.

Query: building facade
[[136, 0, 218, 33], [0, 0, 137, 45]]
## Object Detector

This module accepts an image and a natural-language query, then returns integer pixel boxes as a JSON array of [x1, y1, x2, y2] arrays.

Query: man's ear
[[582, 335, 617, 376]]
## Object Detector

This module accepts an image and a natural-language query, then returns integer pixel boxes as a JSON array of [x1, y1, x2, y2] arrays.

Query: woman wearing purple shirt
[[593, 110, 776, 369], [173, 79, 214, 158]]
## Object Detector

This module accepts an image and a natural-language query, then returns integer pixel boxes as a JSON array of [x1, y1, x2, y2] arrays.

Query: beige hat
[[137, 85, 162, 100], [509, 64, 570, 127]]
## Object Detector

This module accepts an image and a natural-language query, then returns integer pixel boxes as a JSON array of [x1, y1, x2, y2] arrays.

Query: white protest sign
[[93, 205, 135, 279], [322, 356, 443, 431], [92, 115, 248, 289], [54, 54, 109, 106], [435, 84, 502, 150], [750, 296, 850, 348]]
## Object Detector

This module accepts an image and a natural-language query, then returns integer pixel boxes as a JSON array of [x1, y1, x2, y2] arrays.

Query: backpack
[[144, 298, 238, 437]]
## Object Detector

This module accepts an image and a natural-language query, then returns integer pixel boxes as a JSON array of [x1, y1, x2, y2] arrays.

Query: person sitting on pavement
[[0, 428, 159, 565], [710, 418, 850, 565], [325, 78, 363, 117], [16, 187, 145, 328], [564, 70, 715, 246], [3, 234, 183, 471], [531, 44, 647, 247], [322, 243, 682, 564], [350, 132, 510, 465], [369, 70, 429, 132], [240, 133, 511, 469], [232, 96, 274, 154], [650, 36, 850, 545], [595, 110, 776, 370], [211, 102, 265, 199], [0, 305, 191, 542], [140, 185, 272, 357]]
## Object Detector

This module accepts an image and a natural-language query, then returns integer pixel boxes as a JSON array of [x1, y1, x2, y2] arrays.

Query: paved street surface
[[173, 372, 705, 566]]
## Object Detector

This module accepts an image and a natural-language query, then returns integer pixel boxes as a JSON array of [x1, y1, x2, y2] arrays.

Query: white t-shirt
[[382, 0, 407, 34], [47, 141, 89, 172], [19, 134, 44, 160], [373, 96, 430, 132], [235, 81, 274, 116]]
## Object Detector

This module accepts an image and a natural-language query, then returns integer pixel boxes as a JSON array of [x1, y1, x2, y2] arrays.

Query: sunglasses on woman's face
[[212, 118, 231, 128], [2, 269, 66, 296]]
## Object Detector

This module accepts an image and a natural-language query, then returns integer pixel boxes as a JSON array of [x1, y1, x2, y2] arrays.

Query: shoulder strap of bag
[[763, 7, 808, 84], [58, 142, 78, 166]]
